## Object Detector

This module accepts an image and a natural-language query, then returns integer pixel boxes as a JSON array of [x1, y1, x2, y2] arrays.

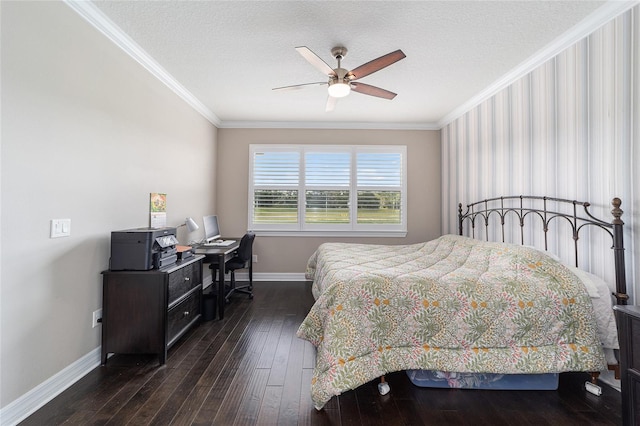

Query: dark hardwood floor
[[22, 281, 622, 425]]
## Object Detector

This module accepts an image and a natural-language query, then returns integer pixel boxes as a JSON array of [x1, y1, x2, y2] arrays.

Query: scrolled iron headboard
[[458, 195, 628, 305]]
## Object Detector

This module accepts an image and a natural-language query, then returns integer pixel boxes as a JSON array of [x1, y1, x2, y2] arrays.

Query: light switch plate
[[50, 219, 71, 238]]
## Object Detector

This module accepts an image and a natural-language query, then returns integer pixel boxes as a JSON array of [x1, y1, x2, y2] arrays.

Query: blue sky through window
[[306, 152, 350, 186], [357, 152, 402, 186], [254, 151, 299, 186]]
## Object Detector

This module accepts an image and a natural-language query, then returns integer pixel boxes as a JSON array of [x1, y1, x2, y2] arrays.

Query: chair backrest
[[235, 232, 255, 262]]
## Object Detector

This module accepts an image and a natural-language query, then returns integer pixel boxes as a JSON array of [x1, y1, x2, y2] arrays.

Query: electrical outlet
[[252, 254, 258, 263], [92, 309, 102, 328]]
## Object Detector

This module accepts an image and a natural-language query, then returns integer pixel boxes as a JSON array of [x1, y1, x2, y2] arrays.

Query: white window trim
[[248, 144, 407, 237]]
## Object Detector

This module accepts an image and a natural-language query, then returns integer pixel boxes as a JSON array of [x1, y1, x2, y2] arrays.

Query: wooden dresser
[[101, 255, 204, 365], [614, 304, 640, 426]]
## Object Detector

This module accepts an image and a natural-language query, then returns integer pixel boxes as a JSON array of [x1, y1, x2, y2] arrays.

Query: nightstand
[[614, 304, 640, 425]]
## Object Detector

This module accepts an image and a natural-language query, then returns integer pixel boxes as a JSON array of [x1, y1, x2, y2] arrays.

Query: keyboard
[[203, 240, 236, 247]]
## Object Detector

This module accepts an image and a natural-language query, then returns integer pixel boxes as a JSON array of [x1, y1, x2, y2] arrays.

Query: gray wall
[[217, 128, 442, 273], [1, 2, 218, 407]]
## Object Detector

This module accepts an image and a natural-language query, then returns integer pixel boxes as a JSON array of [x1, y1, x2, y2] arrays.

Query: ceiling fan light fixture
[[275, 46, 406, 107], [328, 81, 351, 98]]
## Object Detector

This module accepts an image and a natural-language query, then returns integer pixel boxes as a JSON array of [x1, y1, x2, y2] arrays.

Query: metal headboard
[[458, 195, 628, 305]]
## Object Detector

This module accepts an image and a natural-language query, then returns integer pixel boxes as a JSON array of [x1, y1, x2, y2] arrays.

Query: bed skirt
[[406, 370, 559, 390]]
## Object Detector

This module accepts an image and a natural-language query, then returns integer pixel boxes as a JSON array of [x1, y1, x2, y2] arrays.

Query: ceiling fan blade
[[295, 46, 337, 77], [348, 49, 406, 80], [351, 82, 397, 100], [326, 96, 338, 112], [273, 82, 327, 91]]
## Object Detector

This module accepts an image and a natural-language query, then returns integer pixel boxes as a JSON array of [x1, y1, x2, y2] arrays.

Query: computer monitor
[[202, 215, 221, 243]]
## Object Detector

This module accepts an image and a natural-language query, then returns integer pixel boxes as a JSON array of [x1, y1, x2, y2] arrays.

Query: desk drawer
[[167, 290, 201, 346], [168, 261, 201, 305]]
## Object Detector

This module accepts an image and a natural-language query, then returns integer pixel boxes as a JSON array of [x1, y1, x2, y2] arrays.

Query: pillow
[[567, 267, 606, 299], [522, 245, 602, 298], [523, 245, 561, 262], [567, 267, 619, 350]]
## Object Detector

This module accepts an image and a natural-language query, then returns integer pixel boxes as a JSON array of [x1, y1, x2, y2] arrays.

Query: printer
[[110, 227, 179, 270]]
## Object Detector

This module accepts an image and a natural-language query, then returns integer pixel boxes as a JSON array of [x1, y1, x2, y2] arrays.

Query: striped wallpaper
[[441, 5, 639, 302]]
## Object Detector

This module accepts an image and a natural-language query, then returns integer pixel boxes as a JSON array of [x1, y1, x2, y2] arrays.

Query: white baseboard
[[203, 272, 308, 288], [0, 347, 102, 426], [237, 272, 308, 281], [2, 273, 307, 424]]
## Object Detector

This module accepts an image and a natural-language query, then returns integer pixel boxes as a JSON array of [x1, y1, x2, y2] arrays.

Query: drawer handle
[[183, 311, 190, 317], [184, 277, 190, 281]]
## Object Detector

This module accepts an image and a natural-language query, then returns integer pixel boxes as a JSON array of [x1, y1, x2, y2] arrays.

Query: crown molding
[[437, 0, 640, 128], [217, 120, 440, 130], [65, 0, 638, 132], [61, 1, 436, 131], [64, 0, 221, 127], [63, 0, 434, 131]]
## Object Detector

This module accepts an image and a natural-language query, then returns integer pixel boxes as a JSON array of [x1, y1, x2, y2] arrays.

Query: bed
[[296, 196, 628, 410]]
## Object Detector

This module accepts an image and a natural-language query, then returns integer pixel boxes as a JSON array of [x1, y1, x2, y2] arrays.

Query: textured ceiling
[[87, 0, 613, 128]]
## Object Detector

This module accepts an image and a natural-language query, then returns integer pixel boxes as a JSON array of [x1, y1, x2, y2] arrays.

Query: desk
[[193, 239, 240, 320]]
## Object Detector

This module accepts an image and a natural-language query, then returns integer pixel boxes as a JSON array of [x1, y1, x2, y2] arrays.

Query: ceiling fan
[[273, 46, 406, 112]]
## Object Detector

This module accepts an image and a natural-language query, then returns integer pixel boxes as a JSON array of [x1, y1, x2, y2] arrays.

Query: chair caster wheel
[[249, 294, 254, 299], [378, 381, 390, 395]]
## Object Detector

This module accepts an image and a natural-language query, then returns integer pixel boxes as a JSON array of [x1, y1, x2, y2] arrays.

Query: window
[[249, 145, 407, 236]]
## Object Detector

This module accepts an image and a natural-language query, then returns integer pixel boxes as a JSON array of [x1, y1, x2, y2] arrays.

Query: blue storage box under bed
[[406, 370, 559, 390]]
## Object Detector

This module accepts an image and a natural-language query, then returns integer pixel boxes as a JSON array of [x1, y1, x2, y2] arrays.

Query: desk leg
[[218, 253, 226, 320]]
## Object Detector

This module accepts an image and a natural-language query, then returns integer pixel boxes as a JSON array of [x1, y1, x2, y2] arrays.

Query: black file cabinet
[[101, 256, 204, 365]]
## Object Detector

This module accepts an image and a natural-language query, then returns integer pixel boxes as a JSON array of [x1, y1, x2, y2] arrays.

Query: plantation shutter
[[356, 151, 403, 224], [249, 144, 406, 236], [252, 150, 300, 224], [305, 151, 351, 224]]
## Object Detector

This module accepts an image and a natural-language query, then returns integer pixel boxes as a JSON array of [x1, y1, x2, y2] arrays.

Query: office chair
[[210, 232, 255, 302]]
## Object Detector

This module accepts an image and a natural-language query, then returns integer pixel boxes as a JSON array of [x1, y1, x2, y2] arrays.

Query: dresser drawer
[[102, 256, 203, 365], [168, 261, 201, 306], [167, 289, 201, 346]]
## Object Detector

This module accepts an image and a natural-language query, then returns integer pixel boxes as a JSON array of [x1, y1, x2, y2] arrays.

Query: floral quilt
[[296, 234, 606, 409]]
